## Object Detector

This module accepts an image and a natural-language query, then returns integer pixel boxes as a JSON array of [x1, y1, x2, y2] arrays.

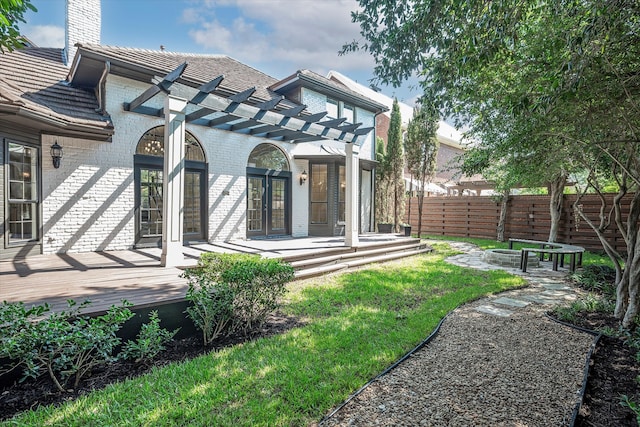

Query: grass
[[422, 235, 615, 267], [3, 243, 525, 427]]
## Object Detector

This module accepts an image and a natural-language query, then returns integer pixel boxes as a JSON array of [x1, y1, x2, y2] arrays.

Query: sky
[[21, 0, 421, 106]]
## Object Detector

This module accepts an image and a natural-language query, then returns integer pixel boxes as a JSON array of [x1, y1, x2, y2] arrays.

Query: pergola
[[122, 63, 373, 266]]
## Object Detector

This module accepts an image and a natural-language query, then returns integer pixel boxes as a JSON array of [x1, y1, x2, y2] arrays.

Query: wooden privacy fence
[[405, 193, 635, 253]]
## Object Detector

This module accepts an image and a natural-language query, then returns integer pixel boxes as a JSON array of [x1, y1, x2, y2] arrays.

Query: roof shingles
[[0, 47, 111, 128]]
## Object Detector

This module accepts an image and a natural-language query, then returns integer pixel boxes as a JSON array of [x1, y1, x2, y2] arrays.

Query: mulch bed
[[0, 313, 303, 421], [565, 311, 640, 427]]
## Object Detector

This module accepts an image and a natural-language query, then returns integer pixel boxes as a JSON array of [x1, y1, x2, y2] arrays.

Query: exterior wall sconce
[[50, 141, 63, 169], [300, 170, 308, 185]]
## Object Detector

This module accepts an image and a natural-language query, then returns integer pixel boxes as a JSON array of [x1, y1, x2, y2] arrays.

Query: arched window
[[136, 126, 205, 162], [247, 144, 289, 171]]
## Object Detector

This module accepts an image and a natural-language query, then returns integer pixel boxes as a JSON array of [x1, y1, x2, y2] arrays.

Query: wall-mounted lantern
[[50, 141, 63, 169], [300, 170, 308, 185]]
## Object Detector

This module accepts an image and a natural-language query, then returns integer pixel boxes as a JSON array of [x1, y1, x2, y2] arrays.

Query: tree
[[374, 136, 393, 227], [405, 97, 439, 237], [345, 0, 640, 326], [386, 99, 405, 232], [0, 0, 36, 52]]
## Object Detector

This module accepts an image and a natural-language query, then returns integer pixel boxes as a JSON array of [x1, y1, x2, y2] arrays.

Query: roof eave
[[0, 104, 114, 141], [272, 71, 388, 114]]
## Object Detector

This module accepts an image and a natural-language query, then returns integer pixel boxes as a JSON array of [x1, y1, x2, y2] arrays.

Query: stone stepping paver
[[439, 239, 584, 318], [474, 305, 514, 317], [492, 297, 531, 308], [542, 283, 573, 291], [541, 289, 575, 298], [519, 294, 566, 304]]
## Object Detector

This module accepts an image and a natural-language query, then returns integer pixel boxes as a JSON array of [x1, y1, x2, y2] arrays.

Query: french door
[[135, 158, 207, 247], [247, 174, 290, 238]]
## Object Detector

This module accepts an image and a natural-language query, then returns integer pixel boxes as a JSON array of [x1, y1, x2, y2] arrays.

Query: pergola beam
[[123, 62, 187, 112], [190, 75, 224, 105], [123, 69, 367, 144]]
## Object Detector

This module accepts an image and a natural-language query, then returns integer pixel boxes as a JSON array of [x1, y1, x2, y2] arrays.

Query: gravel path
[[319, 242, 596, 427]]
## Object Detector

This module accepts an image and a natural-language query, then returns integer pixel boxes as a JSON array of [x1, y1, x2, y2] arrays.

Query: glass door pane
[[139, 168, 163, 237], [269, 178, 286, 233], [247, 176, 265, 233], [184, 171, 202, 236]]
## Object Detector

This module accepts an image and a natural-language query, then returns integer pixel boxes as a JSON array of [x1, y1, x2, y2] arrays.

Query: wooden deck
[[0, 248, 191, 314], [0, 235, 411, 315]]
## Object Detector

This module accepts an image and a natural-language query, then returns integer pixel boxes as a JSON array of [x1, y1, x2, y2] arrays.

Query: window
[[7, 142, 38, 244], [338, 165, 346, 222], [248, 144, 289, 171], [136, 126, 205, 161], [310, 164, 328, 224], [343, 104, 355, 124], [326, 98, 339, 119]]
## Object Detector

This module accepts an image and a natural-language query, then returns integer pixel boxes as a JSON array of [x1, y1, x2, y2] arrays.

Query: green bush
[[0, 300, 133, 392], [121, 310, 179, 364], [183, 270, 235, 347], [183, 253, 294, 343], [571, 264, 617, 300], [0, 301, 49, 379]]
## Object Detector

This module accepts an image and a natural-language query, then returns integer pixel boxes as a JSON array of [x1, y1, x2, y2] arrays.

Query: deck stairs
[[282, 237, 432, 279]]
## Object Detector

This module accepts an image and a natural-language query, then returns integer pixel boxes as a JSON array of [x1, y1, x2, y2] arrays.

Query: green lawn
[[422, 235, 613, 266], [4, 243, 526, 427]]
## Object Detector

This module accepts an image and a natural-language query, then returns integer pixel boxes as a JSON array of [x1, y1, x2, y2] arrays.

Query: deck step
[[288, 242, 426, 269], [293, 241, 432, 280]]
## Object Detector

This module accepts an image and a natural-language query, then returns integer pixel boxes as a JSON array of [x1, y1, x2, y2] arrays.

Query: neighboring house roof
[[271, 69, 388, 114], [327, 70, 463, 147], [0, 47, 114, 139]]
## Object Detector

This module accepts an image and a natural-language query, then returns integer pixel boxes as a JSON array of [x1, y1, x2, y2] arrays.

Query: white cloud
[[22, 24, 64, 48], [186, 0, 374, 77]]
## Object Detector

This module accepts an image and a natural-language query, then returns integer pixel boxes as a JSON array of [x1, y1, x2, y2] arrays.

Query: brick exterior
[[65, 0, 101, 66], [40, 75, 323, 253]]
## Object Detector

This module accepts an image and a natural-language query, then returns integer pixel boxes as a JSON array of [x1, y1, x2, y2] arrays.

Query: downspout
[[95, 61, 110, 116]]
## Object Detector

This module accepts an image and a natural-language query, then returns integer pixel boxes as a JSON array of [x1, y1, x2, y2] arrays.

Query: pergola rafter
[[121, 63, 371, 145]]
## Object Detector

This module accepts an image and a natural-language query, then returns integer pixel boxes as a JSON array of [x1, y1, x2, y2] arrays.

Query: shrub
[[121, 311, 179, 364], [216, 254, 294, 335], [0, 300, 133, 392], [183, 269, 235, 347], [183, 253, 294, 344], [0, 301, 49, 379], [571, 264, 617, 300]]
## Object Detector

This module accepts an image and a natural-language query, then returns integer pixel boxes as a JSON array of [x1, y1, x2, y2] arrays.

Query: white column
[[345, 143, 360, 247], [161, 96, 187, 267]]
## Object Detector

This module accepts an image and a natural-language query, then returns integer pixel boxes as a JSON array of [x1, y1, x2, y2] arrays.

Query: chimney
[[64, 0, 101, 66]]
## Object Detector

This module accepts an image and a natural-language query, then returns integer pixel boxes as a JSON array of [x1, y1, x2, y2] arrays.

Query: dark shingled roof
[[72, 44, 286, 104], [0, 47, 113, 132]]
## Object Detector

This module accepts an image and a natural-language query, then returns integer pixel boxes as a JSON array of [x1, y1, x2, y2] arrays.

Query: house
[[327, 70, 472, 195], [0, 0, 387, 264]]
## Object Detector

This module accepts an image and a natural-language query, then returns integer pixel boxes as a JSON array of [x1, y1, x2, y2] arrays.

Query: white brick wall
[[42, 134, 134, 254], [65, 0, 101, 66], [40, 73, 379, 254]]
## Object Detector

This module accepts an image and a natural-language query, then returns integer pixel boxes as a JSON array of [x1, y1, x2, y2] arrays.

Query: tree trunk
[[621, 191, 640, 327], [621, 231, 640, 327], [497, 190, 509, 242], [417, 190, 424, 238], [548, 174, 566, 242]]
